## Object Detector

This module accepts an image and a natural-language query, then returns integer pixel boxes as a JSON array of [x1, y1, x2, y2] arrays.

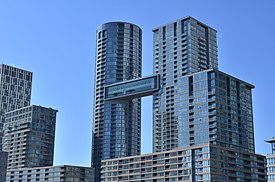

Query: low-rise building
[[6, 165, 94, 182], [101, 144, 266, 182]]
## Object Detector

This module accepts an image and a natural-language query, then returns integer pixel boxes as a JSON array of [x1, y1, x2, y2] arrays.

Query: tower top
[[266, 137, 275, 154], [152, 16, 217, 32]]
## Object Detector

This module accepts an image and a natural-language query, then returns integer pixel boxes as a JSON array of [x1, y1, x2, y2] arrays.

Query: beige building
[[101, 144, 266, 182]]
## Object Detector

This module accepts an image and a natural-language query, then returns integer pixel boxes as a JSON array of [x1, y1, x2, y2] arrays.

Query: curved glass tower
[[92, 22, 142, 180]]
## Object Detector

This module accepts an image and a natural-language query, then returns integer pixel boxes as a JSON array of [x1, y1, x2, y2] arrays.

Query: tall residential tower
[[0, 64, 32, 150], [152, 16, 254, 153], [92, 22, 142, 180], [152, 16, 218, 152]]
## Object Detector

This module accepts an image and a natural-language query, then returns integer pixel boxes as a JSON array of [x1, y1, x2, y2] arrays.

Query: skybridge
[[105, 75, 160, 101]]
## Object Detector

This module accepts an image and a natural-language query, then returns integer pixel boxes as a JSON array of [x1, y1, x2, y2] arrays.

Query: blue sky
[[0, 0, 274, 166]]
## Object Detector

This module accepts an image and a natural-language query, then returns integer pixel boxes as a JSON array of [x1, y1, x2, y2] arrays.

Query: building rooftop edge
[[102, 143, 264, 162], [152, 16, 217, 32], [5, 105, 58, 114], [97, 21, 142, 31], [265, 138, 275, 143], [7, 165, 94, 171], [0, 64, 33, 74], [215, 69, 255, 88], [179, 69, 255, 88]]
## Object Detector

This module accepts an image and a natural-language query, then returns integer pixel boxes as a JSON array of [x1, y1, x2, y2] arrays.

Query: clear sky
[[0, 0, 274, 166]]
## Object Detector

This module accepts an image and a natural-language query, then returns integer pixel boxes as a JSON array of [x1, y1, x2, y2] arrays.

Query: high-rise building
[[152, 16, 255, 153], [152, 16, 218, 152], [0, 64, 33, 150], [98, 16, 267, 181], [101, 69, 263, 181], [2, 105, 57, 169], [174, 69, 254, 152], [152, 16, 218, 77], [266, 137, 275, 181], [92, 22, 142, 180]]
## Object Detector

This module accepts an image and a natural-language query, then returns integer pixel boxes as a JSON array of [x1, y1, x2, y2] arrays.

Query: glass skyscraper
[[92, 22, 142, 180], [175, 69, 255, 152], [152, 16, 254, 153]]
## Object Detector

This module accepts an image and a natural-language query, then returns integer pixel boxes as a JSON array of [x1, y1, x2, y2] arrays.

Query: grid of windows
[[101, 144, 266, 182], [175, 70, 255, 152], [152, 17, 255, 154], [6, 165, 94, 182], [0, 64, 32, 151], [266, 138, 275, 181], [152, 17, 218, 152], [2, 105, 57, 169]]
